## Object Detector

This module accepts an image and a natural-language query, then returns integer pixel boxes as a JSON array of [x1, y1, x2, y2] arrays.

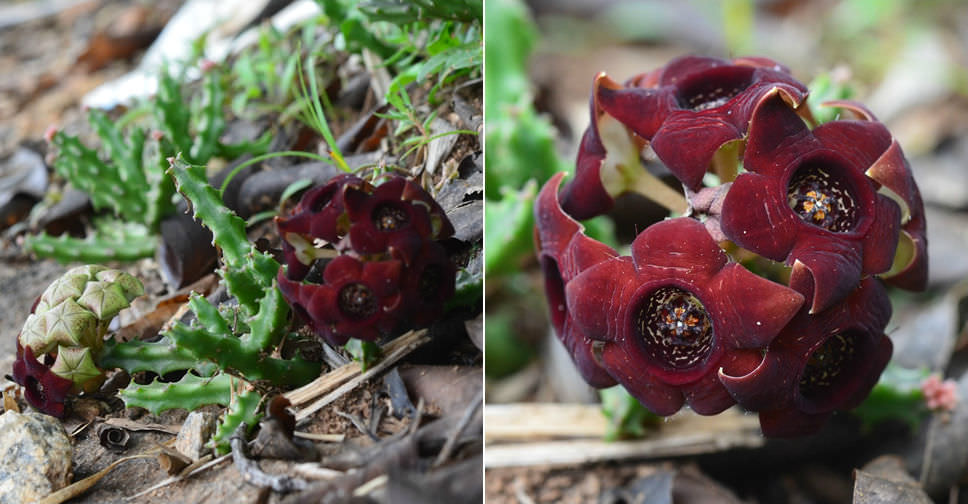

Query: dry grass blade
[[287, 329, 431, 422], [293, 431, 345, 442], [103, 417, 180, 434]]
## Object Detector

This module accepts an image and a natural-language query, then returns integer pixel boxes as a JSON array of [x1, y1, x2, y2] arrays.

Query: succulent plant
[[12, 265, 144, 416], [277, 174, 456, 346], [537, 55, 928, 437]]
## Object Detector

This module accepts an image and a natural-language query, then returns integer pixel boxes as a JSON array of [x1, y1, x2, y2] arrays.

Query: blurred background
[[484, 0, 968, 502]]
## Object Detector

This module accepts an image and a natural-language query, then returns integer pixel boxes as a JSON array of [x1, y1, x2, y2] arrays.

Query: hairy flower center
[[373, 204, 409, 232], [636, 287, 713, 369], [787, 165, 858, 232], [799, 331, 857, 399], [338, 283, 377, 320], [676, 68, 754, 111]]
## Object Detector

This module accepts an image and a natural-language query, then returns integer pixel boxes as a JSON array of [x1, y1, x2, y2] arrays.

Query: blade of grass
[[295, 50, 350, 173]]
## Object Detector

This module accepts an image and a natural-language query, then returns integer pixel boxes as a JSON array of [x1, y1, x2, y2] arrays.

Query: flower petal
[[866, 140, 919, 222], [743, 92, 815, 178], [560, 127, 613, 220], [841, 335, 893, 411], [683, 349, 761, 415], [595, 74, 675, 140], [561, 323, 617, 388], [630, 217, 727, 280], [720, 351, 795, 412], [720, 172, 799, 260], [707, 263, 804, 348], [651, 114, 741, 190], [860, 195, 901, 275], [812, 120, 893, 171], [600, 342, 685, 416], [788, 234, 863, 314], [565, 257, 637, 343]]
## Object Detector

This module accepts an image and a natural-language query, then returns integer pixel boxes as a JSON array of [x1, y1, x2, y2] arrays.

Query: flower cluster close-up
[[277, 174, 457, 346], [537, 55, 927, 437]]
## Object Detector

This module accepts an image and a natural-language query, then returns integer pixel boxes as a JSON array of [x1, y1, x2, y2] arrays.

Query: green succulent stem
[[100, 337, 205, 377], [211, 387, 263, 454], [25, 222, 158, 263], [119, 373, 235, 414], [167, 320, 319, 386]]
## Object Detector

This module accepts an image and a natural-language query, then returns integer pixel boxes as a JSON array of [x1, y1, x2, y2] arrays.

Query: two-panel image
[[0, 0, 959, 502]]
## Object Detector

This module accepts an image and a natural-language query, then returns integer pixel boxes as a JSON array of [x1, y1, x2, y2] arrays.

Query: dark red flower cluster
[[538, 56, 927, 437], [276, 175, 455, 346]]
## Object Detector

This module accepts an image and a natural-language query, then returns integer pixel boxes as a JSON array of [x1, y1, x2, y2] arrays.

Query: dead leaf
[[156, 443, 193, 476]]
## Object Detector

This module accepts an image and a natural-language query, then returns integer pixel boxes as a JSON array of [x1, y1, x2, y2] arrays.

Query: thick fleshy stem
[[211, 387, 263, 454], [25, 222, 158, 264], [156, 68, 271, 166], [100, 337, 209, 376], [168, 156, 276, 313], [48, 115, 146, 221], [167, 295, 319, 386], [119, 373, 234, 414]]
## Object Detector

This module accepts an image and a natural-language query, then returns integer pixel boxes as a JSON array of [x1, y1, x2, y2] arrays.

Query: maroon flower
[[276, 174, 367, 280], [592, 55, 809, 191], [12, 341, 73, 418], [344, 176, 454, 263], [277, 255, 404, 345], [564, 216, 804, 415], [720, 277, 893, 437], [535, 173, 621, 387], [720, 93, 902, 313]]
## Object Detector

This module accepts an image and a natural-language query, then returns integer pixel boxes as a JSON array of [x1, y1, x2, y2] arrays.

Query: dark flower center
[[799, 330, 858, 399], [636, 287, 713, 369], [373, 204, 409, 232], [26, 376, 45, 402], [787, 164, 858, 232], [338, 283, 377, 320], [676, 67, 754, 111]]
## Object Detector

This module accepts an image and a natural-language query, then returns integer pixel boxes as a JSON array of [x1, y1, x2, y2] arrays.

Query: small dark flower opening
[[799, 330, 859, 400], [309, 186, 337, 213], [373, 203, 409, 232], [787, 163, 858, 232], [636, 286, 714, 369], [26, 375, 44, 402], [675, 67, 755, 111], [338, 282, 377, 320]]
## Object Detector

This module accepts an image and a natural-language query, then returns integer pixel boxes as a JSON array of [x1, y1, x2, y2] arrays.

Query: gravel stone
[[0, 411, 72, 504]]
